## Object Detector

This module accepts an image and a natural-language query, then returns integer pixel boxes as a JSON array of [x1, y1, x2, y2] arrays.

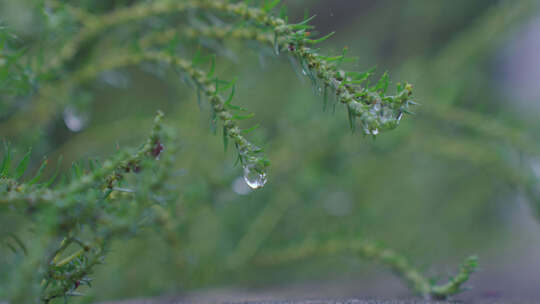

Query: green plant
[[0, 1, 477, 303]]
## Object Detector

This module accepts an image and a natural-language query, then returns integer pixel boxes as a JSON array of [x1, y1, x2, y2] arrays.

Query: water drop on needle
[[363, 127, 379, 135], [243, 165, 267, 189]]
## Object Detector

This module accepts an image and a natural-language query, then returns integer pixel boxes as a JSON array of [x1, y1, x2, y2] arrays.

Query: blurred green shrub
[[3, 0, 539, 303]]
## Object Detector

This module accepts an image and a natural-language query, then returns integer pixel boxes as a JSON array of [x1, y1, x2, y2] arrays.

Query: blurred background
[[2, 0, 540, 302]]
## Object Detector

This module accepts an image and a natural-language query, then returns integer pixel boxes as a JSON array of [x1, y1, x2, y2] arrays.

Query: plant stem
[[254, 238, 477, 299]]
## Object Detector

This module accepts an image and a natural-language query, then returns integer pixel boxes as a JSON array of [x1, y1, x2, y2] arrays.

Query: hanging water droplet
[[369, 103, 382, 116], [63, 106, 89, 132], [363, 127, 379, 135], [379, 108, 393, 125], [243, 164, 267, 189], [302, 69, 307, 76]]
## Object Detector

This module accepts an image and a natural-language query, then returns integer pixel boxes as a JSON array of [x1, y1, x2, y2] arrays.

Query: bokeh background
[[2, 0, 540, 302]]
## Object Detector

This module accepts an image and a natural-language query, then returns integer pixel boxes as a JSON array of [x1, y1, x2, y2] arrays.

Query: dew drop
[[369, 103, 382, 116], [63, 106, 89, 132], [363, 127, 379, 135], [243, 164, 267, 189]]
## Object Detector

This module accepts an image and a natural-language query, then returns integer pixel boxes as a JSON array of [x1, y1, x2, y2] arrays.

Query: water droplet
[[378, 108, 394, 126], [243, 164, 267, 189], [302, 69, 307, 76], [363, 127, 379, 135], [397, 112, 403, 122], [369, 103, 382, 116], [63, 106, 89, 132]]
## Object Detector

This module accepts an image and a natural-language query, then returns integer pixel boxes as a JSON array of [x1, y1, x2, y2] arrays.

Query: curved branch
[[40, 0, 414, 134], [138, 26, 274, 49], [140, 24, 413, 134], [69, 50, 269, 175], [254, 238, 431, 296], [254, 238, 477, 299], [44, 0, 94, 25], [0, 111, 165, 208]]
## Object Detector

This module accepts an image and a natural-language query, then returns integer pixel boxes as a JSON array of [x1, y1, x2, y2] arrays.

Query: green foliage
[[430, 256, 479, 300], [1, 112, 172, 302], [0, 24, 33, 106], [0, 0, 500, 303], [255, 239, 478, 299]]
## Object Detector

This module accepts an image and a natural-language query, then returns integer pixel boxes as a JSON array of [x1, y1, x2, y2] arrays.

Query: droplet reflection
[[243, 164, 267, 190], [63, 106, 89, 132], [232, 176, 252, 195]]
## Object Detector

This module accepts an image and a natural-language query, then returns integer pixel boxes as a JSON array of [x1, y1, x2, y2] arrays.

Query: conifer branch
[[0, 111, 165, 209], [39, 0, 414, 135], [59, 50, 270, 178], [0, 1, 487, 302], [254, 238, 478, 299], [44, 0, 94, 25]]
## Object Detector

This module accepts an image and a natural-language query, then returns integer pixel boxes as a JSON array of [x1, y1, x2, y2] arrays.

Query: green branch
[[0, 111, 165, 209], [254, 238, 478, 299], [74, 51, 270, 180], [40, 0, 414, 134], [44, 0, 94, 25], [430, 256, 479, 300]]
